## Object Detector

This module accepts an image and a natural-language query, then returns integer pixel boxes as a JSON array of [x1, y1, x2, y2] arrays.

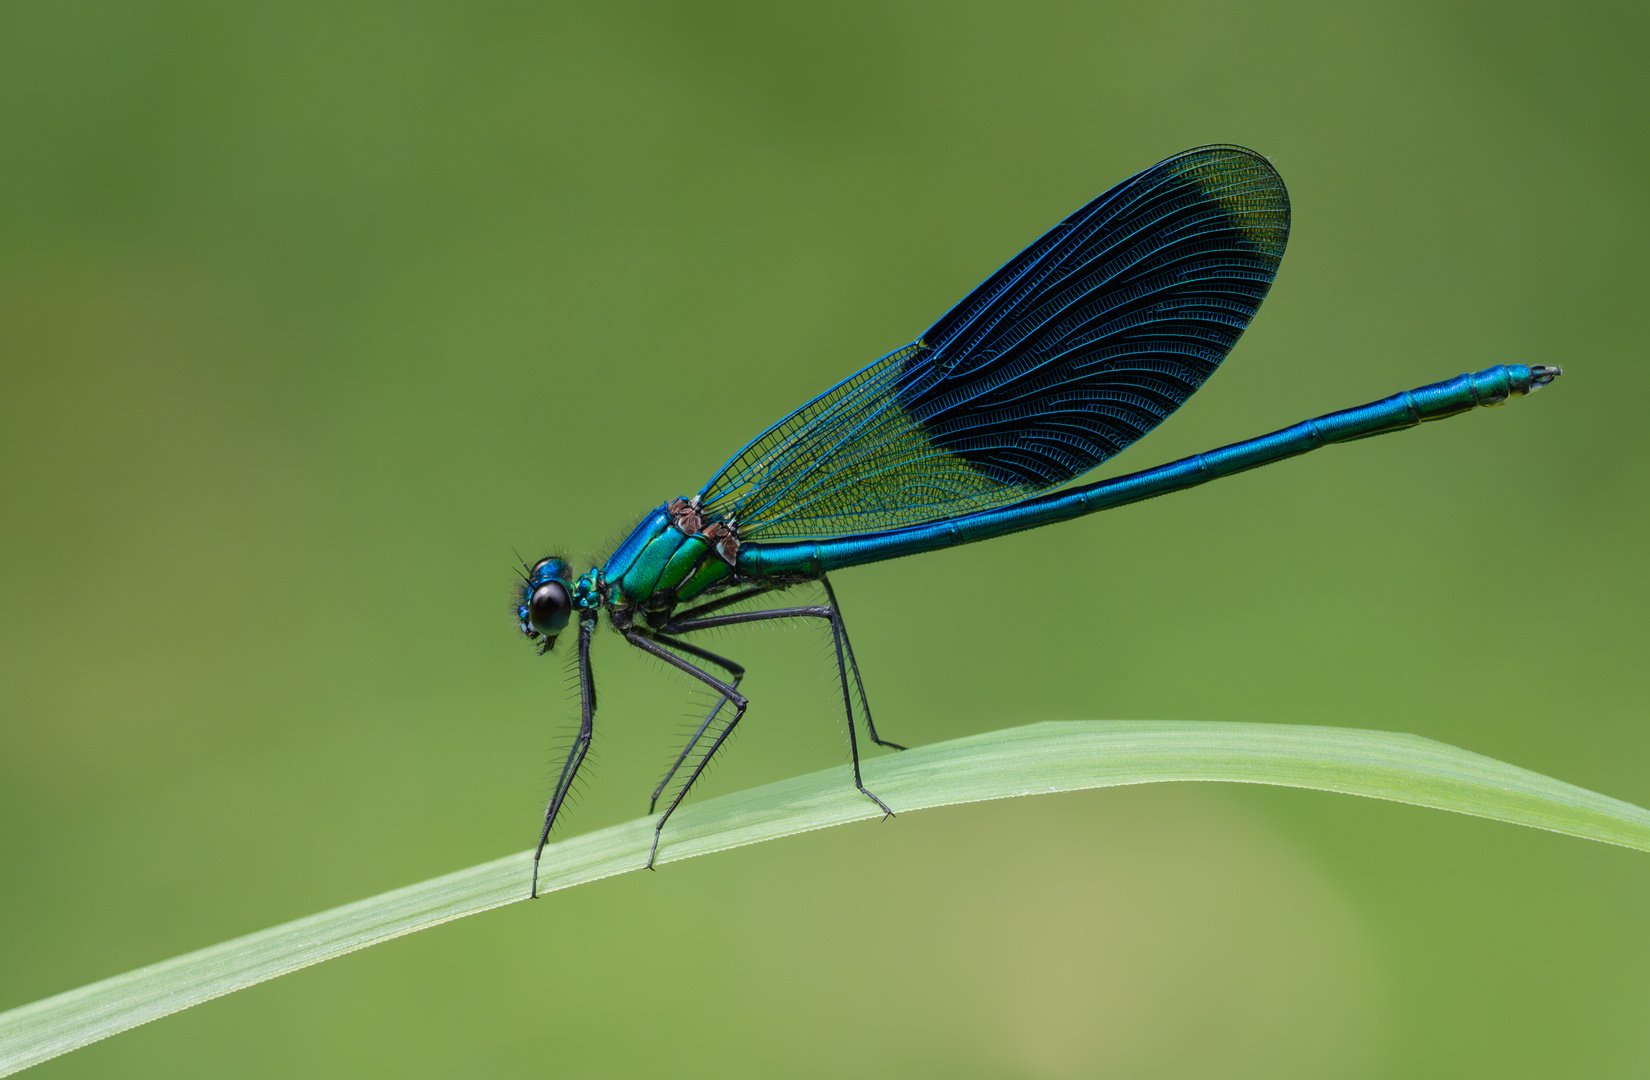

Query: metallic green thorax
[[600, 497, 736, 609]]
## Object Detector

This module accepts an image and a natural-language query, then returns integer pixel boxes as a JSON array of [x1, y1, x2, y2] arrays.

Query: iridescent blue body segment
[[602, 507, 670, 582], [519, 144, 1563, 895], [738, 363, 1550, 577]]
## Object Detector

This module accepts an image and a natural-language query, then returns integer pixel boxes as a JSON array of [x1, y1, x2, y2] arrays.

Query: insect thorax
[[595, 497, 743, 624]]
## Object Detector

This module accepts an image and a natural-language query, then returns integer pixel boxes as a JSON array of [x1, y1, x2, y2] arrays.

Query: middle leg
[[622, 628, 748, 868], [647, 633, 744, 814], [662, 602, 895, 818]]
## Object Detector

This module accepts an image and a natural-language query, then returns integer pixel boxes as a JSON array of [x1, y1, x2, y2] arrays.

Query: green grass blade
[[5, 719, 1649, 1075]]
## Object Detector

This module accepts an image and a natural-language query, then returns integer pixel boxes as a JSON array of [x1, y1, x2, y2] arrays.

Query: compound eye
[[527, 581, 572, 635]]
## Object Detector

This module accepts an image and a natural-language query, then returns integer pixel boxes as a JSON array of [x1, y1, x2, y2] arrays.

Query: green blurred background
[[2, 1, 1646, 1076]]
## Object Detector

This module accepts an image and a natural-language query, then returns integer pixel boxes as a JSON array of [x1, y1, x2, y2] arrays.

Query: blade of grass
[[5, 718, 1649, 1074]]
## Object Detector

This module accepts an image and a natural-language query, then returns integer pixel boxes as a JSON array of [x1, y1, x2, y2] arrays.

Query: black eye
[[528, 581, 571, 635]]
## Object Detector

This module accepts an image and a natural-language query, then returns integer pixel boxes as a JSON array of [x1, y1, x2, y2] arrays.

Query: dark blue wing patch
[[900, 145, 1289, 488]]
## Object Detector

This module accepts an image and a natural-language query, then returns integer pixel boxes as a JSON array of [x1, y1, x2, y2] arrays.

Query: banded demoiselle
[[517, 144, 1560, 895]]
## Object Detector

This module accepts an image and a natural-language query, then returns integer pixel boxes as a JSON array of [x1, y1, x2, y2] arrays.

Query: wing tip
[[1169, 144, 1292, 258]]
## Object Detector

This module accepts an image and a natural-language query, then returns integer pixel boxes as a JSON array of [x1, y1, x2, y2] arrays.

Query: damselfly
[[517, 145, 1560, 895]]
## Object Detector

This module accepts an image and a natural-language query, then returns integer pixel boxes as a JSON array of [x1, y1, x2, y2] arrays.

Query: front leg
[[532, 612, 597, 898]]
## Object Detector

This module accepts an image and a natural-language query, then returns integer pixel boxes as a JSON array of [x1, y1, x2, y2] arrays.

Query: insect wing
[[700, 145, 1290, 540]]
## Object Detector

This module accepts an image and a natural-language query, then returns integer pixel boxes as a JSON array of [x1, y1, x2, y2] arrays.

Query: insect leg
[[622, 629, 748, 868], [646, 633, 745, 814], [668, 583, 781, 623], [821, 575, 905, 751], [532, 613, 597, 899], [663, 603, 896, 819]]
